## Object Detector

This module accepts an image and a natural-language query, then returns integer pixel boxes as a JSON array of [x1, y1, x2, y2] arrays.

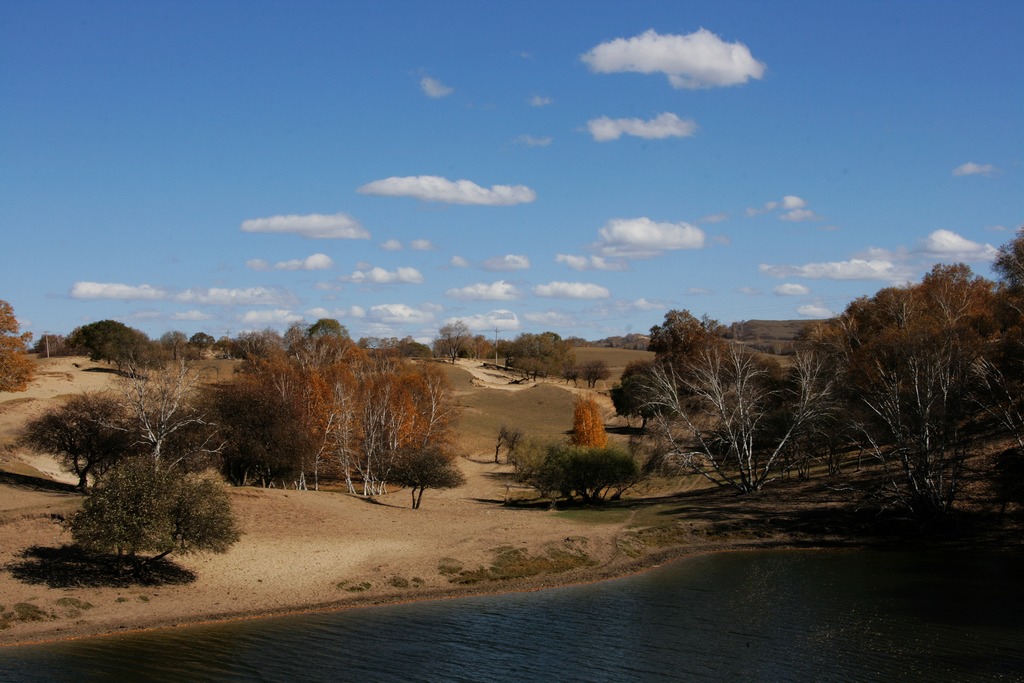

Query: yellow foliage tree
[[570, 395, 607, 448], [0, 299, 34, 392]]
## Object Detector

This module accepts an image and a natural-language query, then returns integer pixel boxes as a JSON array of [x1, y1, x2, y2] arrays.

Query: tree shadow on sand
[[6, 545, 196, 588]]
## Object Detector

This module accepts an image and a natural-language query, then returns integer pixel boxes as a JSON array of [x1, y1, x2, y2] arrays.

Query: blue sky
[[2, 1, 1021, 344]]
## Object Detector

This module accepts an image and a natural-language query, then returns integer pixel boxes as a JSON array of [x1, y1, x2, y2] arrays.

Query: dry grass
[[573, 347, 654, 386]]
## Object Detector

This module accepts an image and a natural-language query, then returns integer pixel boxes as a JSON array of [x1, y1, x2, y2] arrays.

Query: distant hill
[[726, 319, 825, 355], [585, 319, 824, 355]]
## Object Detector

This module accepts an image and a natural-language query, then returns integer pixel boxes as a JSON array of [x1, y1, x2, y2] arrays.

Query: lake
[[2, 548, 1022, 681]]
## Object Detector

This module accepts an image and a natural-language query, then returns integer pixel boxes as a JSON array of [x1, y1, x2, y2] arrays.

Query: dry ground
[[1, 356, 1018, 646]]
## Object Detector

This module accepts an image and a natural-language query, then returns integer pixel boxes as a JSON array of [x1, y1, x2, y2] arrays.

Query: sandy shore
[[0, 357, 743, 647]]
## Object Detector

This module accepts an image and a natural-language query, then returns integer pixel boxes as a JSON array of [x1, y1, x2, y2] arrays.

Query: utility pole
[[43, 331, 50, 358], [494, 328, 499, 367]]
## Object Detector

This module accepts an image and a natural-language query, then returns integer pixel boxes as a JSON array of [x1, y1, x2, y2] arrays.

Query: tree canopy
[[0, 299, 34, 392]]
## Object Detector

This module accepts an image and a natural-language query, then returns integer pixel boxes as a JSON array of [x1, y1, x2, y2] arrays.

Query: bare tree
[[644, 344, 836, 493], [434, 321, 472, 364]]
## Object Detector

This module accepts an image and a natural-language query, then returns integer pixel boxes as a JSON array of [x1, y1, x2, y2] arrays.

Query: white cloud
[[450, 255, 470, 268], [367, 303, 436, 325], [170, 310, 212, 321], [773, 283, 811, 296], [581, 28, 766, 89], [446, 280, 520, 300], [516, 134, 553, 147], [410, 239, 435, 250], [420, 76, 453, 98], [381, 239, 403, 251], [555, 254, 628, 271], [595, 217, 706, 258], [759, 259, 914, 282], [587, 112, 697, 142], [240, 212, 370, 240], [782, 195, 806, 209], [533, 281, 611, 299], [358, 175, 536, 206], [918, 229, 997, 261], [483, 254, 531, 271], [70, 282, 167, 300], [738, 287, 762, 295], [349, 266, 425, 284], [687, 287, 714, 295], [239, 309, 304, 326], [248, 254, 334, 271], [700, 212, 729, 224], [177, 287, 297, 306], [625, 298, 664, 311], [780, 208, 821, 222], [953, 161, 998, 177], [454, 309, 520, 332], [529, 95, 552, 107], [797, 304, 834, 318], [277, 253, 335, 271]]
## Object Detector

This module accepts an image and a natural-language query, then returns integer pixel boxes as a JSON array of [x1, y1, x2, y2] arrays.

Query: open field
[[0, 353, 1018, 646]]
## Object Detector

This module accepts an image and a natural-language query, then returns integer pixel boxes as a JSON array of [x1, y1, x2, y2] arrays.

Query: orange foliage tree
[[570, 395, 607, 448], [0, 299, 34, 392]]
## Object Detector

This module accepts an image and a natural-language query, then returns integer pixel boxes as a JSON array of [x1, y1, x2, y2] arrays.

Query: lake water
[[2, 549, 1022, 682]]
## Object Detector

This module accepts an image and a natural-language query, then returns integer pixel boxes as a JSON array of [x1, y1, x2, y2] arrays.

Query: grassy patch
[[447, 538, 595, 585], [55, 597, 93, 618], [617, 522, 694, 557], [437, 557, 464, 576], [1, 602, 54, 629], [336, 580, 372, 593]]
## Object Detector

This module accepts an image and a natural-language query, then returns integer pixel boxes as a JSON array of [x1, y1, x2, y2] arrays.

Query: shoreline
[[0, 538, 830, 649]]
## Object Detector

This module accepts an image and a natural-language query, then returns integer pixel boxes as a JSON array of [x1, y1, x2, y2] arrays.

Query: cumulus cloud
[[239, 309, 305, 326], [367, 303, 436, 325], [410, 239, 435, 250], [446, 280, 520, 300], [483, 254, 531, 271], [450, 255, 470, 268], [759, 259, 914, 282], [953, 161, 998, 177], [533, 281, 611, 299], [241, 212, 370, 240], [420, 76, 453, 98], [747, 195, 821, 221], [454, 309, 520, 332], [247, 254, 334, 271], [581, 28, 766, 89], [358, 175, 536, 206], [348, 266, 424, 284], [529, 95, 552, 107], [555, 254, 628, 271], [773, 283, 811, 296], [516, 134, 553, 147], [70, 282, 167, 301], [381, 239, 403, 251], [177, 287, 298, 306], [623, 298, 664, 311], [738, 286, 762, 295], [919, 229, 997, 261], [586, 112, 697, 142], [797, 304, 834, 318], [595, 217, 706, 258]]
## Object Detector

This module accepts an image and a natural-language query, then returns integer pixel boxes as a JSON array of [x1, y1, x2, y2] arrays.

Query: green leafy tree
[[67, 320, 155, 371], [70, 459, 240, 574], [516, 443, 640, 503], [20, 392, 137, 490], [388, 447, 466, 509]]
